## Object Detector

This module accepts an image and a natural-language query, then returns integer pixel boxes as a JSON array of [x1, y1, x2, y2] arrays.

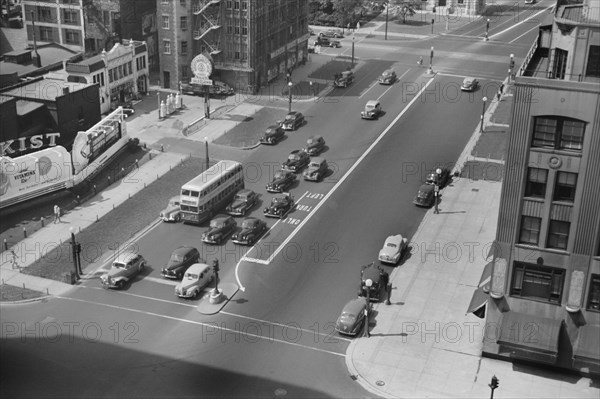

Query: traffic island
[[196, 282, 239, 315]]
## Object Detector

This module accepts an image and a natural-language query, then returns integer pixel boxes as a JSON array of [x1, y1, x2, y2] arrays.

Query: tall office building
[[478, 0, 600, 375], [157, 0, 309, 91]]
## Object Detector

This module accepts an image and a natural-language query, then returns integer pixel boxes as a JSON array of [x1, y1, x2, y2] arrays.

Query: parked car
[[361, 100, 383, 120], [174, 263, 214, 299], [264, 193, 295, 219], [232, 217, 268, 245], [160, 196, 181, 222], [304, 135, 326, 156], [378, 235, 408, 265], [358, 263, 388, 302], [425, 167, 451, 188], [259, 125, 285, 145], [334, 71, 354, 88], [413, 183, 436, 207], [303, 157, 328, 182], [101, 252, 146, 289], [320, 29, 344, 38], [266, 170, 297, 193], [378, 69, 397, 85], [226, 189, 258, 216], [161, 246, 201, 279], [313, 37, 341, 48], [281, 111, 305, 131], [461, 77, 479, 91], [282, 149, 310, 173], [201, 215, 237, 244], [335, 298, 367, 336]]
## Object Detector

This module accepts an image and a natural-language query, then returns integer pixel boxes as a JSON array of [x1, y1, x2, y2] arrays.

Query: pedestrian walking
[[54, 204, 61, 223], [10, 250, 19, 270], [499, 83, 505, 94], [497, 90, 502, 102]]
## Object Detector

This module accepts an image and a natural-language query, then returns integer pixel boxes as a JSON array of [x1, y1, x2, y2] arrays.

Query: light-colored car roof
[[385, 234, 405, 246], [185, 263, 211, 274], [114, 252, 139, 264], [366, 100, 380, 106], [342, 297, 366, 315], [310, 156, 326, 164]]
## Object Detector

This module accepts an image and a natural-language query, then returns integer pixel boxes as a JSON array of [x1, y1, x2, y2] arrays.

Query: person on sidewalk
[[53, 205, 61, 223], [497, 90, 502, 102]]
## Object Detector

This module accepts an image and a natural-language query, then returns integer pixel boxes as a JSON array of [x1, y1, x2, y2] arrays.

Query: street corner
[[196, 282, 239, 315], [345, 337, 397, 399], [0, 283, 50, 305]]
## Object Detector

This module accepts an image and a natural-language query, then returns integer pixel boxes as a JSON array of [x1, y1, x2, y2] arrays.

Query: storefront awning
[[573, 325, 600, 374], [467, 286, 488, 319], [497, 312, 562, 365], [478, 260, 493, 292]]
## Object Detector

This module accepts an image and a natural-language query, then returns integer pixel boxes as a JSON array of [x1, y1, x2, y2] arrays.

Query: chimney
[[30, 11, 42, 68]]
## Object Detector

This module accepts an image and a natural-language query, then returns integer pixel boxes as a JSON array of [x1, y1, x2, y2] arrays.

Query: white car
[[174, 263, 214, 298], [378, 234, 408, 265], [160, 196, 181, 222]]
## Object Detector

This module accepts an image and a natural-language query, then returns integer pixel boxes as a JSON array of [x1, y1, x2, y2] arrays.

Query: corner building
[[481, 0, 600, 375], [157, 0, 309, 91]]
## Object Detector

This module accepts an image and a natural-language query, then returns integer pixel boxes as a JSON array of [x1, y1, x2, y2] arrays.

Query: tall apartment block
[[23, 0, 121, 55], [157, 0, 309, 91], [479, 0, 600, 375]]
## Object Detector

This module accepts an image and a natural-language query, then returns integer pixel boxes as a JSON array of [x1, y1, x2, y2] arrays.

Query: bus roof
[[181, 160, 242, 191]]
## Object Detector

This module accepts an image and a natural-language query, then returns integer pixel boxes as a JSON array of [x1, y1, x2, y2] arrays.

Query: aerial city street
[[1, 0, 599, 398]]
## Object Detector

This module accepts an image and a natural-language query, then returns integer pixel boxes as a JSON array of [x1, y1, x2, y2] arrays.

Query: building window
[[547, 220, 570, 250], [235, 51, 240, 59], [181, 41, 188, 56], [226, 0, 232, 9], [235, 25, 240, 34], [586, 46, 600, 78], [162, 15, 169, 29], [63, 9, 78, 25], [531, 116, 585, 151], [180, 16, 187, 30], [65, 29, 80, 45], [524, 168, 547, 198], [242, 26, 248, 35], [553, 172, 577, 202], [180, 0, 186, 5], [37, 7, 53, 23], [234, 1, 239, 9], [519, 216, 541, 246], [552, 48, 568, 80], [227, 24, 233, 34], [511, 262, 565, 304], [39, 26, 53, 41], [163, 40, 171, 54], [588, 275, 600, 312], [242, 1, 247, 10]]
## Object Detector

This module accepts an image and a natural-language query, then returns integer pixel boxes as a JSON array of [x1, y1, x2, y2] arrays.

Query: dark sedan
[[226, 189, 258, 216], [425, 167, 451, 188], [335, 298, 367, 336], [304, 135, 326, 156], [264, 194, 294, 219], [266, 170, 297, 193], [282, 149, 310, 173], [281, 111, 305, 131], [232, 217, 268, 245], [358, 263, 388, 302], [160, 246, 201, 280], [201, 215, 237, 245], [413, 184, 436, 207], [259, 125, 285, 145]]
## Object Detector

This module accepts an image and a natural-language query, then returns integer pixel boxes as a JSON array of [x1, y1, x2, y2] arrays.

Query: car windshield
[[418, 191, 429, 198], [285, 114, 295, 120], [210, 220, 223, 228], [386, 243, 397, 248], [307, 138, 316, 145], [113, 262, 126, 269], [185, 273, 198, 280], [169, 199, 180, 207], [464, 78, 473, 85], [309, 162, 320, 168], [341, 312, 356, 321], [274, 170, 286, 179], [383, 71, 392, 77], [289, 154, 300, 161], [273, 197, 286, 204], [366, 105, 376, 110], [242, 220, 255, 229], [170, 254, 184, 262]]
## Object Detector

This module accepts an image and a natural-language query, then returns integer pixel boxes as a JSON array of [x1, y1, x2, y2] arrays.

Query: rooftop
[[0, 43, 79, 77], [2, 77, 90, 101]]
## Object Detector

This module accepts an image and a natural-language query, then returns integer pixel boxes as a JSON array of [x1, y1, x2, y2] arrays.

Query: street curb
[[345, 339, 397, 399], [239, 142, 261, 150], [0, 294, 50, 305]]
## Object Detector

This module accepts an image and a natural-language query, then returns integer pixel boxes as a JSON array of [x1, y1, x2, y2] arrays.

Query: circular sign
[[190, 54, 213, 79], [548, 156, 562, 169]]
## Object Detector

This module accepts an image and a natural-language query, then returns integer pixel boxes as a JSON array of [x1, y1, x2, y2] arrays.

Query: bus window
[[182, 189, 190, 196], [192, 191, 199, 197]]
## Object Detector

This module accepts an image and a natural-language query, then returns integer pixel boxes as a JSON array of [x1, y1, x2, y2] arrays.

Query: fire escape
[[192, 0, 222, 55]]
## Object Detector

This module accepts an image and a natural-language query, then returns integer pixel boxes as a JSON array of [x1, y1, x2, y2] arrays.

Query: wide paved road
[[2, 24, 532, 398]]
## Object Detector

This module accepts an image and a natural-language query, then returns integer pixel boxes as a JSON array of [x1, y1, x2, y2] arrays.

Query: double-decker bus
[[180, 160, 244, 224]]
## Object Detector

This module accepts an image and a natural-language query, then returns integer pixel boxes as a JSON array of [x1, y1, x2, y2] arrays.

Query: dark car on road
[[161, 246, 201, 280], [101, 252, 146, 289], [226, 189, 258, 216], [232, 217, 268, 245], [413, 184, 436, 207], [320, 29, 343, 38], [358, 263, 388, 302], [281, 111, 305, 131], [378, 69, 397, 85], [425, 167, 451, 189], [282, 149, 310, 173], [302, 157, 328, 182], [264, 194, 294, 219], [304, 135, 326, 156], [313, 37, 341, 48], [260, 125, 285, 145], [201, 215, 237, 244], [266, 170, 297, 193], [335, 298, 367, 336]]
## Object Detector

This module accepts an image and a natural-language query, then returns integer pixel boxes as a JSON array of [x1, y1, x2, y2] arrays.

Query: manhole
[[376, 380, 386, 386], [274, 388, 287, 397]]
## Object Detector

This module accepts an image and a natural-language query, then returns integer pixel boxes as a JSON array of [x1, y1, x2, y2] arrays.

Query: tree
[[319, 0, 362, 28], [389, 0, 417, 24]]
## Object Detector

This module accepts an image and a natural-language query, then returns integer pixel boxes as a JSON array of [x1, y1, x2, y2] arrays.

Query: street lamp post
[[364, 279, 372, 338], [157, 91, 161, 120], [488, 375, 499, 398], [205, 137, 209, 170], [384, 2, 389, 40], [351, 34, 355, 67], [480, 97, 488, 132], [309, 81, 314, 101], [485, 18, 490, 41], [434, 167, 442, 214], [288, 81, 293, 113], [509, 53, 515, 82], [69, 227, 80, 280], [427, 46, 434, 75]]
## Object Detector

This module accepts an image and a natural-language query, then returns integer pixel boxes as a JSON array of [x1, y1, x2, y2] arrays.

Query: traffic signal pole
[[489, 375, 499, 399]]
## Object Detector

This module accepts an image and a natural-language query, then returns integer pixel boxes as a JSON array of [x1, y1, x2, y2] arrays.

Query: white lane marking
[[359, 81, 379, 99], [220, 310, 352, 343], [87, 285, 197, 307], [377, 70, 409, 101], [489, 6, 554, 40], [509, 25, 539, 44], [235, 191, 309, 291], [262, 78, 437, 266], [55, 295, 346, 357]]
